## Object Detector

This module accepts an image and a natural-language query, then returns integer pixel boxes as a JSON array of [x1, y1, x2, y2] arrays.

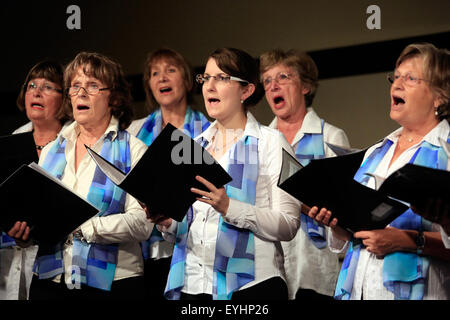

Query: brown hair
[[142, 48, 194, 111], [209, 47, 264, 108], [396, 43, 450, 121], [259, 49, 319, 107], [63, 52, 133, 130], [16, 60, 68, 123]]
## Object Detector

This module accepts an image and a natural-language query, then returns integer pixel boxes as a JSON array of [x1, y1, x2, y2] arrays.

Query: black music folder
[[0, 131, 38, 183], [375, 163, 450, 205], [87, 123, 232, 222], [0, 163, 99, 245], [278, 148, 409, 234]]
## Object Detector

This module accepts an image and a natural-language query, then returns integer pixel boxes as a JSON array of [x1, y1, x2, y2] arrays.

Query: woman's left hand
[[191, 175, 230, 216], [354, 226, 413, 257]]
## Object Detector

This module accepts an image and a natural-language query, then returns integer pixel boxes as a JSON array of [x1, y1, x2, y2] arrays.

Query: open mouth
[[77, 105, 90, 111], [31, 103, 44, 110], [208, 98, 220, 104], [274, 96, 284, 104], [160, 87, 172, 93], [392, 95, 405, 106]]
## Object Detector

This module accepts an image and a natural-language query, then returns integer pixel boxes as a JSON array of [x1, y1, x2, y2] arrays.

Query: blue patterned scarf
[[0, 233, 16, 248], [164, 132, 258, 300], [335, 133, 449, 300], [295, 119, 327, 249], [137, 106, 210, 259], [33, 128, 131, 291]]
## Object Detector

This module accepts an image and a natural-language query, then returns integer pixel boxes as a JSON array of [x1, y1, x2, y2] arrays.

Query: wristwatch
[[415, 231, 425, 255]]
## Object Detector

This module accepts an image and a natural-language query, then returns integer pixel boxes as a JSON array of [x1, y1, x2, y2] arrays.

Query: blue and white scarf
[[0, 233, 16, 248], [295, 119, 327, 249], [33, 128, 131, 291], [335, 133, 450, 300], [164, 133, 258, 300], [137, 106, 210, 259]]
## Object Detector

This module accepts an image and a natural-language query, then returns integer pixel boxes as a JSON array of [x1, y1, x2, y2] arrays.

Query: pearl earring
[[240, 99, 244, 104], [435, 109, 439, 116]]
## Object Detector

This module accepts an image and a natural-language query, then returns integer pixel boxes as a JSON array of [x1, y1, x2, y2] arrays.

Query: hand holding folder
[[277, 148, 409, 234], [86, 123, 232, 222], [0, 163, 99, 246]]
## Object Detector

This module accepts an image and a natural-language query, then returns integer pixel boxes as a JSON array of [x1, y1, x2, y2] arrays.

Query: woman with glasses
[[14, 60, 71, 156], [8, 52, 152, 300], [1, 60, 70, 300], [259, 49, 350, 301], [309, 43, 450, 300], [127, 48, 210, 299], [150, 47, 300, 300]]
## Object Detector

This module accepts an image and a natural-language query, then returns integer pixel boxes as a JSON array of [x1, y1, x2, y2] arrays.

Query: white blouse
[[161, 112, 301, 295], [329, 120, 450, 300], [270, 107, 351, 298], [39, 117, 152, 285]]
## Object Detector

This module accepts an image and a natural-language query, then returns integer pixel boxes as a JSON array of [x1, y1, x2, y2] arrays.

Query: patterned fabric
[[0, 233, 16, 249], [34, 130, 131, 291], [137, 106, 210, 260], [335, 134, 450, 300], [164, 133, 258, 300], [295, 119, 327, 249]]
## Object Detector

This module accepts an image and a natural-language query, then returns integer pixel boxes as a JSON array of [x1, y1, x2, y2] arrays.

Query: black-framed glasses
[[387, 72, 427, 86], [67, 84, 111, 96], [261, 72, 295, 90], [25, 81, 62, 95], [195, 74, 249, 85]]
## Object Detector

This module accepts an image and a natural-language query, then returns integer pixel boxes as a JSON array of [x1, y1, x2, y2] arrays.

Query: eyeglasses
[[195, 74, 249, 85], [387, 72, 427, 86], [261, 72, 295, 90], [25, 81, 62, 95], [67, 83, 110, 96]]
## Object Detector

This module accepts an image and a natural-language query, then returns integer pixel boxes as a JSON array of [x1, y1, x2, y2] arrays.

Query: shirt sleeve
[[80, 135, 152, 244], [223, 131, 301, 242], [323, 124, 351, 157]]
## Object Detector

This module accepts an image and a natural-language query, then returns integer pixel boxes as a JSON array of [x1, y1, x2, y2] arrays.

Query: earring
[[435, 109, 439, 116], [240, 99, 244, 104]]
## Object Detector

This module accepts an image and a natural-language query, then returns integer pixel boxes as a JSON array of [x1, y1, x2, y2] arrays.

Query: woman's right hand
[[307, 206, 351, 241], [8, 221, 33, 247]]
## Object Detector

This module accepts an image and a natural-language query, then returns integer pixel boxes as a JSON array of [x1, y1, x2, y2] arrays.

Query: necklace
[[34, 134, 57, 150], [36, 142, 51, 150], [210, 132, 241, 153]]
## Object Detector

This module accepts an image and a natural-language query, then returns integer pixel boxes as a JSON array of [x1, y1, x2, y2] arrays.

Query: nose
[[157, 72, 169, 82], [76, 86, 89, 97], [269, 79, 281, 91], [391, 76, 405, 90], [32, 88, 43, 97], [204, 78, 216, 92]]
